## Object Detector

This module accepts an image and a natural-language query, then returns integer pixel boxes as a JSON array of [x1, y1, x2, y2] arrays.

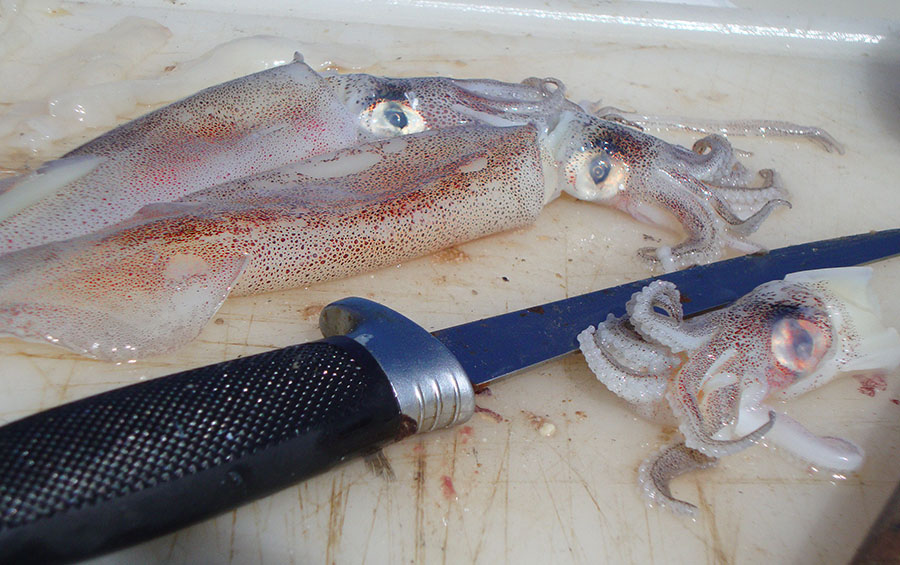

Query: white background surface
[[1, 1, 899, 563]]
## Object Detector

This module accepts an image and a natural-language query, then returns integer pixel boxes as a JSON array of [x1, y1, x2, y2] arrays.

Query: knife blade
[[0, 229, 897, 563]]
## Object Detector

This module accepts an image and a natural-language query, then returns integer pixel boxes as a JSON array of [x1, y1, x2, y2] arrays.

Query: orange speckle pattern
[[0, 61, 358, 254], [0, 126, 546, 360]]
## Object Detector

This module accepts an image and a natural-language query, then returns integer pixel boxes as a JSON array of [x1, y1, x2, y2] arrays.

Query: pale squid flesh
[[0, 125, 551, 360], [577, 267, 900, 516], [1, 56, 830, 271]]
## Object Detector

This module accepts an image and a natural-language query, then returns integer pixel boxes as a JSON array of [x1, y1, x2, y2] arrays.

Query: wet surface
[[0, 1, 899, 564]]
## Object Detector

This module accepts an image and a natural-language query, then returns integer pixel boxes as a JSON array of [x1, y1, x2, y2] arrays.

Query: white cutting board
[[1, 1, 899, 563]]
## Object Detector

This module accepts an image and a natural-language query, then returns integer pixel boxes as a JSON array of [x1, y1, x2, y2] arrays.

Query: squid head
[[578, 267, 900, 515]]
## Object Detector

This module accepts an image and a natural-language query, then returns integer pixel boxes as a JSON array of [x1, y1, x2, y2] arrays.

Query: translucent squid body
[[0, 57, 841, 358], [0, 125, 551, 360], [0, 56, 566, 255], [577, 267, 900, 516], [1, 55, 833, 270]]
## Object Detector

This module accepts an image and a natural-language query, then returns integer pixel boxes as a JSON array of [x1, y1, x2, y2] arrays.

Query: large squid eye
[[384, 107, 408, 129], [360, 100, 426, 137], [770, 316, 830, 377], [589, 156, 611, 184], [565, 150, 628, 202]]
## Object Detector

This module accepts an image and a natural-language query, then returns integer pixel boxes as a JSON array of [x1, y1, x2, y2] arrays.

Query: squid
[[0, 125, 551, 360], [1, 55, 832, 270], [577, 267, 900, 516], [0, 58, 842, 359]]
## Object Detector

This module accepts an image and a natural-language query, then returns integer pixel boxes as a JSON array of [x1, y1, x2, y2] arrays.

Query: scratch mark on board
[[326, 473, 348, 564], [414, 439, 427, 563], [697, 486, 729, 564]]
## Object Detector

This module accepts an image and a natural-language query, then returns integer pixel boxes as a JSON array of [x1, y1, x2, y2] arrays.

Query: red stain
[[459, 425, 474, 443], [891, 399, 899, 406], [855, 374, 888, 397], [474, 405, 503, 423], [441, 475, 457, 499]]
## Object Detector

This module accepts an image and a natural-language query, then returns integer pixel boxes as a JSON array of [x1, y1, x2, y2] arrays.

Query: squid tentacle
[[624, 280, 710, 352], [577, 319, 673, 406], [687, 134, 752, 186], [667, 378, 777, 458], [637, 442, 718, 517], [706, 169, 790, 216], [631, 168, 789, 271], [626, 281, 687, 350], [711, 196, 792, 237], [594, 315, 680, 377], [589, 105, 844, 154], [633, 170, 735, 270], [706, 167, 776, 191], [671, 168, 790, 237], [451, 76, 573, 127]]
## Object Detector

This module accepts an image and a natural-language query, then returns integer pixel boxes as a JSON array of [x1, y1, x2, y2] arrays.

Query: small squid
[[0, 125, 552, 360], [2, 56, 830, 270], [577, 267, 900, 516]]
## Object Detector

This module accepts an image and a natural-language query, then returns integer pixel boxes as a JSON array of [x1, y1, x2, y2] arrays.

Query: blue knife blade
[[0, 228, 897, 563], [435, 228, 900, 387]]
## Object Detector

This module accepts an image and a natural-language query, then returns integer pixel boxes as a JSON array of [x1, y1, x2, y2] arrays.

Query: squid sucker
[[0, 55, 840, 358], [578, 267, 900, 516]]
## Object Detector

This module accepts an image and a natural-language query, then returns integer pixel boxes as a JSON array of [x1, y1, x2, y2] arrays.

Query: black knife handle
[[0, 335, 409, 564]]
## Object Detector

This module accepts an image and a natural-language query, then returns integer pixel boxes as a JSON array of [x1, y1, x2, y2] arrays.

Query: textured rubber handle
[[0, 336, 410, 564]]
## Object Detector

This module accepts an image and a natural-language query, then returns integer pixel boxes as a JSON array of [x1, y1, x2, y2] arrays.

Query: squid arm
[[578, 267, 900, 515], [637, 442, 718, 517], [590, 105, 845, 154]]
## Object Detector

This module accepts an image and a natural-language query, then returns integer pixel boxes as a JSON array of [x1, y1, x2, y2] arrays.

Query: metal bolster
[[318, 297, 475, 433]]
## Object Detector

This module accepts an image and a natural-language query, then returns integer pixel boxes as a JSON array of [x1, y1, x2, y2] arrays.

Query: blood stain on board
[[299, 304, 324, 320], [458, 425, 474, 443], [855, 374, 888, 397], [441, 475, 457, 500], [475, 404, 504, 423]]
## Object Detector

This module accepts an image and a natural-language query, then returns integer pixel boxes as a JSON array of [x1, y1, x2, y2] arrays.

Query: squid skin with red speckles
[[2, 55, 830, 269], [0, 125, 551, 360], [0, 57, 841, 359], [578, 267, 900, 516]]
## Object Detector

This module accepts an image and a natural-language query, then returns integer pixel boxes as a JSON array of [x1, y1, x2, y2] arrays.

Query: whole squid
[[0, 57, 842, 359], [1, 55, 833, 269], [577, 267, 900, 516]]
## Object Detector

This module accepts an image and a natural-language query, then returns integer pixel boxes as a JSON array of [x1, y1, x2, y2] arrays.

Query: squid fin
[[0, 241, 247, 361]]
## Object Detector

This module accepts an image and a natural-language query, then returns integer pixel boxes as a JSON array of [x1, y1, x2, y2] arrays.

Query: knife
[[0, 229, 897, 564]]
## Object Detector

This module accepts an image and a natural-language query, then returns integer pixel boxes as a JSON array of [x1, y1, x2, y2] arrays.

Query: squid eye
[[384, 108, 408, 129], [565, 149, 628, 202], [770, 316, 829, 377], [590, 157, 611, 184], [360, 100, 426, 137]]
